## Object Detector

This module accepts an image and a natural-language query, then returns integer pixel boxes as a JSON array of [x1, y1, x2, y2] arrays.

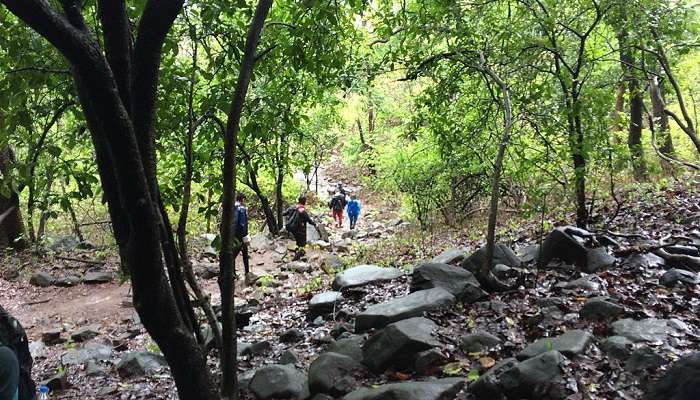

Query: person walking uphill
[[284, 196, 318, 261], [233, 194, 250, 279], [347, 196, 361, 230], [329, 191, 346, 228]]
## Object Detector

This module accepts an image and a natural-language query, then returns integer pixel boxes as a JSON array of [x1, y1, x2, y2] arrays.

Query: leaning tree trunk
[[0, 148, 27, 250], [650, 75, 676, 174], [218, 0, 273, 397], [0, 1, 217, 398], [479, 57, 515, 292]]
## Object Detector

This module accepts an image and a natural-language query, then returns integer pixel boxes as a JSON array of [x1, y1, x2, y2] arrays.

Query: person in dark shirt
[[233, 194, 250, 278], [0, 345, 18, 400], [283, 196, 317, 261]]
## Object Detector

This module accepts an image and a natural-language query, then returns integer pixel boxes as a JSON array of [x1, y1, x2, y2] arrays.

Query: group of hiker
[[231, 182, 362, 274], [328, 183, 362, 230]]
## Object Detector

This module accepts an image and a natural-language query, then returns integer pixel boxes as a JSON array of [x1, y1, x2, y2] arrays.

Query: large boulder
[[308, 352, 364, 396], [249, 233, 273, 251], [332, 265, 403, 290], [354, 287, 455, 332], [461, 244, 521, 274], [309, 291, 344, 318], [249, 364, 307, 400], [625, 346, 667, 371], [410, 262, 481, 299], [517, 330, 593, 360], [361, 317, 440, 372], [308, 224, 330, 243], [116, 352, 168, 378], [611, 318, 678, 343], [430, 248, 468, 265], [538, 227, 588, 267], [343, 378, 465, 400]]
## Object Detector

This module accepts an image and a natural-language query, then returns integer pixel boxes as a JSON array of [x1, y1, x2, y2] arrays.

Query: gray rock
[[556, 275, 602, 293], [343, 378, 465, 400], [518, 244, 540, 264], [195, 263, 219, 280], [622, 253, 665, 269], [538, 227, 588, 267], [61, 342, 113, 365], [1, 267, 19, 280], [579, 297, 625, 320], [28, 341, 45, 359], [517, 330, 593, 360], [250, 233, 273, 251], [661, 269, 699, 287], [361, 317, 440, 372], [50, 236, 80, 252], [313, 316, 325, 327], [463, 283, 489, 304], [309, 291, 344, 318], [83, 271, 113, 284], [326, 335, 365, 363], [430, 248, 468, 265], [470, 357, 519, 399], [42, 329, 65, 346], [612, 318, 678, 343], [413, 348, 447, 373], [536, 297, 565, 309], [116, 352, 167, 378], [54, 274, 82, 287], [626, 346, 667, 371], [312, 395, 334, 400], [279, 349, 301, 365], [283, 261, 312, 273], [85, 359, 108, 376], [410, 262, 481, 298], [461, 332, 502, 353], [241, 340, 272, 357], [600, 336, 634, 360], [332, 265, 403, 290], [461, 244, 521, 275], [666, 245, 700, 257], [238, 368, 258, 392], [355, 287, 455, 332], [309, 352, 364, 396], [308, 224, 330, 243], [30, 271, 54, 287], [249, 364, 307, 400], [320, 254, 343, 274], [41, 370, 67, 392], [280, 328, 304, 344], [585, 247, 616, 273], [71, 327, 99, 343], [500, 351, 565, 397]]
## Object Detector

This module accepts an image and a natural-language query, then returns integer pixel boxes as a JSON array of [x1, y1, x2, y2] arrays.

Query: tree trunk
[[0, 148, 27, 250], [618, 28, 648, 181], [480, 59, 514, 291], [218, 1, 272, 397], [650, 75, 675, 174], [61, 182, 84, 242]]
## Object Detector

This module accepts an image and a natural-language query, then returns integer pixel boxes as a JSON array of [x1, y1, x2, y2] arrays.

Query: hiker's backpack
[[331, 196, 343, 211], [0, 306, 36, 400], [285, 207, 301, 232]]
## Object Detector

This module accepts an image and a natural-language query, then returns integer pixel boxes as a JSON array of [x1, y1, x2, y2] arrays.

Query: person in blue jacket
[[234, 193, 250, 278], [346, 196, 361, 230]]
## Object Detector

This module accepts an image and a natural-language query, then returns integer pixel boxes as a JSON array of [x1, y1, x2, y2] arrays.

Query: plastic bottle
[[38, 385, 49, 399]]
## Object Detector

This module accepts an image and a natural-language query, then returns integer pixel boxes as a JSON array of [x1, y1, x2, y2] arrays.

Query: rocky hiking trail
[[1, 175, 699, 399]]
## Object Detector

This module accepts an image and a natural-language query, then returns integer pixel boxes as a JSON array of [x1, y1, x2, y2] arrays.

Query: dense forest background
[[1, 0, 700, 399]]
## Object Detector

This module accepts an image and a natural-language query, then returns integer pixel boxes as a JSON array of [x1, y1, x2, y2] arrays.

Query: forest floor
[[0, 160, 699, 399]]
